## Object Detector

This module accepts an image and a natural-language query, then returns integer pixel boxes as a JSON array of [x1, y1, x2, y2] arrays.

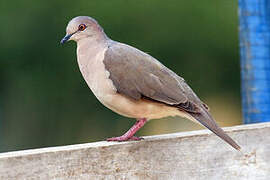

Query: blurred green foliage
[[0, 0, 240, 152]]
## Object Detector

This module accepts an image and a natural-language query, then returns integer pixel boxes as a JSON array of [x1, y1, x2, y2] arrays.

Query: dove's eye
[[78, 24, 87, 31]]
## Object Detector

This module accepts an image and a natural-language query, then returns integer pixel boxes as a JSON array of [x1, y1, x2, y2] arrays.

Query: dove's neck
[[76, 35, 109, 66]]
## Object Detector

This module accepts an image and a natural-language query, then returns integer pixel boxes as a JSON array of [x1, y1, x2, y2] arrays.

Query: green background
[[0, 0, 241, 152]]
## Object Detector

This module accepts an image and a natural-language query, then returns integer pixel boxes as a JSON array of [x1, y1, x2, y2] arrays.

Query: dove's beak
[[60, 33, 74, 44]]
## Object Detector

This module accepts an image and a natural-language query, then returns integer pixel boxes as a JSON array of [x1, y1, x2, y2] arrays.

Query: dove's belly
[[76, 44, 194, 121]]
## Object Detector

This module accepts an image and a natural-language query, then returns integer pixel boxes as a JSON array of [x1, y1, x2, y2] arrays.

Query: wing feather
[[104, 42, 204, 112]]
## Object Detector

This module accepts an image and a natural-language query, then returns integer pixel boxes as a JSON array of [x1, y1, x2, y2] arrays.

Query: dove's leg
[[107, 118, 147, 141]]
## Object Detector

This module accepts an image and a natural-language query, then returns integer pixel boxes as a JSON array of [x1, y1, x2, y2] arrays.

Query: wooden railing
[[0, 122, 269, 179]]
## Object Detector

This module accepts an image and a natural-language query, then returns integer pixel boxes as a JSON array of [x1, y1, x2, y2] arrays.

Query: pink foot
[[106, 118, 147, 142]]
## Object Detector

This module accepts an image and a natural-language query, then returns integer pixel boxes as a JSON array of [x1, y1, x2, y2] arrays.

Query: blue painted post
[[238, 0, 270, 123]]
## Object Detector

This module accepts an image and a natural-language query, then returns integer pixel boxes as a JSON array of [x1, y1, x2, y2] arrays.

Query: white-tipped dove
[[61, 16, 240, 150]]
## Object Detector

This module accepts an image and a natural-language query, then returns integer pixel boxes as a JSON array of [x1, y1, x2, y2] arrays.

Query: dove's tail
[[190, 109, 241, 150]]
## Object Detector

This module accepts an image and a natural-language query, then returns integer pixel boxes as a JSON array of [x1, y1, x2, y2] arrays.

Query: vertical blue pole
[[238, 0, 270, 123]]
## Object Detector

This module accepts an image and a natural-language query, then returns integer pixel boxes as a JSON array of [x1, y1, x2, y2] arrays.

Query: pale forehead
[[66, 16, 98, 33]]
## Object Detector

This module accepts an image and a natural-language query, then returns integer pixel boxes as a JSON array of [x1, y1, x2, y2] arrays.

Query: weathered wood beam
[[0, 122, 269, 179]]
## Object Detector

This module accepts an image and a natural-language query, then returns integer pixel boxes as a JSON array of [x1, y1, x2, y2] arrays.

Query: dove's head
[[61, 16, 106, 44]]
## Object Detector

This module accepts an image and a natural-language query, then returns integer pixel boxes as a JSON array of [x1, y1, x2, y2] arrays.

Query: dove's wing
[[103, 41, 240, 150]]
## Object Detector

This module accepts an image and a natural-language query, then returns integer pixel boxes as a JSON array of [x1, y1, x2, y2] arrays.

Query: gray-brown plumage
[[104, 42, 240, 150], [61, 16, 241, 150]]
